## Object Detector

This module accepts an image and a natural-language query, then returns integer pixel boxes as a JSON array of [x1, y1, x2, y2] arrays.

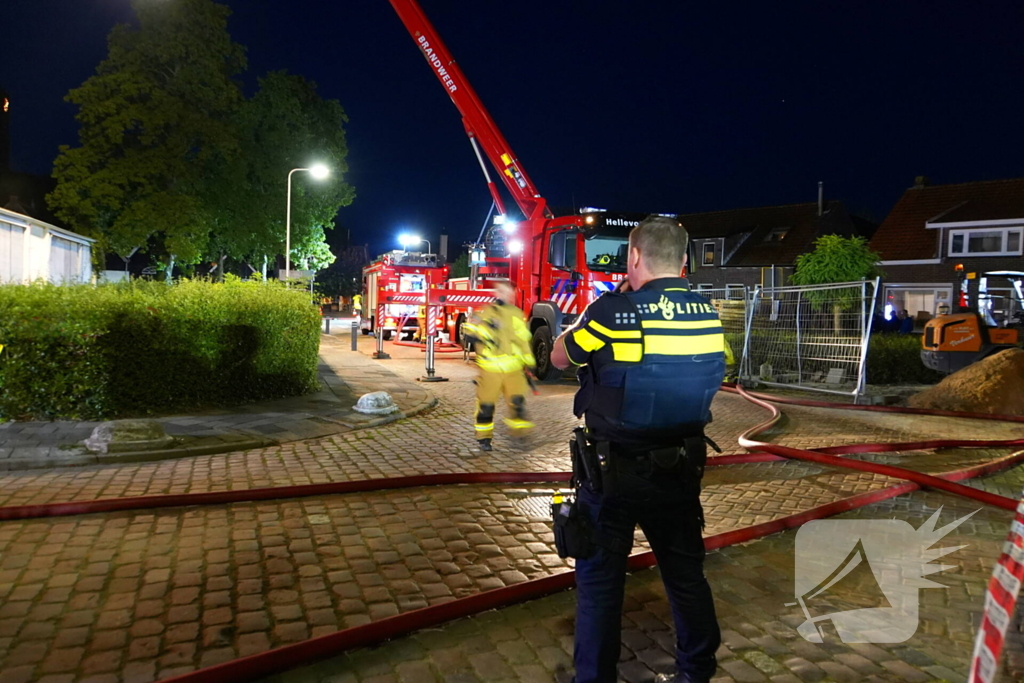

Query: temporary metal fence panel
[[740, 278, 880, 398]]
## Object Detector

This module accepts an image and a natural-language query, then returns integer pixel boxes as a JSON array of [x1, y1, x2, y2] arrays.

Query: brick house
[[680, 199, 866, 297], [869, 177, 1024, 323]]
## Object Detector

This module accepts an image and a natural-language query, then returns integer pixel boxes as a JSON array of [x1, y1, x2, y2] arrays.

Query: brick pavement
[[0, 336, 1021, 681], [261, 491, 1024, 683]]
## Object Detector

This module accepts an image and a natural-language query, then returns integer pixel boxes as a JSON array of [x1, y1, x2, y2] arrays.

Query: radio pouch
[[552, 495, 595, 559]]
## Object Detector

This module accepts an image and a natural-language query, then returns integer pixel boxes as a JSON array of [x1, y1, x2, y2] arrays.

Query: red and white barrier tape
[[970, 491, 1024, 683]]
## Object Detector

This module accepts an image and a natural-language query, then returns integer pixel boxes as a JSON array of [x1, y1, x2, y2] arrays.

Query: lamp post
[[285, 164, 330, 280]]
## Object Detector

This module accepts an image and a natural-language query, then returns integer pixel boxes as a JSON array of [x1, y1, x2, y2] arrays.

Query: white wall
[[0, 209, 94, 284]]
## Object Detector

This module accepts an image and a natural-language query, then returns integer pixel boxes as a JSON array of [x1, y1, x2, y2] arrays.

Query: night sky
[[3, 0, 1022, 258]]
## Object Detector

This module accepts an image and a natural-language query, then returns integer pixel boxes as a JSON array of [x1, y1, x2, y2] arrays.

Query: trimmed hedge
[[0, 278, 321, 420], [865, 333, 945, 385]]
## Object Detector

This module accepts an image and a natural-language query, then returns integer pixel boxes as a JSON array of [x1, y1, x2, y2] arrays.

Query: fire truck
[[387, 0, 667, 378], [362, 250, 448, 341]]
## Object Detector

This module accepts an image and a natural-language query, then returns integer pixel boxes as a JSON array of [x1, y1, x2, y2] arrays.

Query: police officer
[[551, 216, 724, 683], [462, 281, 536, 451]]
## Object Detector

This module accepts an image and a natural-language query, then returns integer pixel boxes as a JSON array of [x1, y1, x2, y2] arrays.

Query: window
[[702, 242, 715, 266], [948, 227, 1023, 257], [883, 286, 951, 321], [696, 284, 714, 293], [726, 284, 745, 300], [584, 235, 628, 273], [764, 227, 789, 243]]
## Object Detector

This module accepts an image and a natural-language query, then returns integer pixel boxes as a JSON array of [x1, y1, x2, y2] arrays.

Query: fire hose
[[1, 390, 1022, 682]]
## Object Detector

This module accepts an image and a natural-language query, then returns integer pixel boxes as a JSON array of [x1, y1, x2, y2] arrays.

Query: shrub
[[0, 278, 321, 420], [866, 333, 944, 386]]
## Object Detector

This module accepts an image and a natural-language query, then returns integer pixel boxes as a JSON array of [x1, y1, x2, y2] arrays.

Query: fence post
[[419, 304, 448, 382], [795, 290, 803, 382], [372, 304, 390, 359], [351, 320, 358, 351], [740, 285, 761, 383], [853, 278, 880, 402]]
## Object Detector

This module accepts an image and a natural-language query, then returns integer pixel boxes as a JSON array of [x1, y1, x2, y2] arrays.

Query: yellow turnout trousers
[[474, 370, 534, 439]]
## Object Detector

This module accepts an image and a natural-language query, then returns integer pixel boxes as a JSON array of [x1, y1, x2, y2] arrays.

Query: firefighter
[[352, 293, 363, 319], [462, 281, 535, 451], [551, 216, 724, 683], [415, 305, 427, 342]]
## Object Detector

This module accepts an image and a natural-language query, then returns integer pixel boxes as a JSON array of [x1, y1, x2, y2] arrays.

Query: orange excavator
[[920, 267, 1024, 374]]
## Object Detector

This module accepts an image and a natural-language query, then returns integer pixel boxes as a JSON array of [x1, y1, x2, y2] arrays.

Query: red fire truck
[[387, 1, 669, 378], [362, 250, 448, 341]]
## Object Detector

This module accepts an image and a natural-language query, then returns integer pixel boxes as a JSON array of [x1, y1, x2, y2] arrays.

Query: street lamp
[[398, 233, 431, 253], [285, 164, 330, 280]]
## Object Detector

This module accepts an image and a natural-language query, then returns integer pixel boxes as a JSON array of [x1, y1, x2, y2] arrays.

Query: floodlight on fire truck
[[507, 239, 524, 254]]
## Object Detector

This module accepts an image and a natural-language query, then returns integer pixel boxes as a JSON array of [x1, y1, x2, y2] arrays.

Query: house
[[869, 177, 1024, 322], [0, 206, 95, 284], [680, 198, 866, 296]]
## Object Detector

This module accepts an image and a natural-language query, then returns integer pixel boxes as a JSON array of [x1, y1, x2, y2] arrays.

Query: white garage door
[[0, 221, 26, 283]]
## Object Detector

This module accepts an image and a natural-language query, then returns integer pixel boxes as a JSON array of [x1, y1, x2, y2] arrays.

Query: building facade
[[869, 177, 1024, 324], [681, 199, 867, 297], [0, 207, 94, 284]]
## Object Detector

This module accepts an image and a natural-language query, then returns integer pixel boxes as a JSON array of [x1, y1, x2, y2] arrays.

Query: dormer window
[[702, 242, 715, 266], [764, 228, 789, 243]]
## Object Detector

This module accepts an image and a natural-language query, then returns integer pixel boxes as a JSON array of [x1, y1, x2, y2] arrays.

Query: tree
[[791, 235, 884, 333], [208, 71, 355, 270], [449, 251, 470, 278], [315, 245, 368, 300], [49, 1, 356, 276], [49, 0, 246, 266]]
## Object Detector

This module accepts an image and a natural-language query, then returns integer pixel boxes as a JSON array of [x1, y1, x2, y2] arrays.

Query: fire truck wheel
[[455, 314, 467, 347], [382, 330, 393, 342], [531, 326, 557, 381]]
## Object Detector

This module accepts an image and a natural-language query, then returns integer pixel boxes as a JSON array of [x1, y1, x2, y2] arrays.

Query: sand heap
[[908, 347, 1024, 416]]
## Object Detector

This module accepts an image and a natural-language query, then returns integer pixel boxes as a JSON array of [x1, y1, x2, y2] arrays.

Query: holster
[[570, 427, 616, 496]]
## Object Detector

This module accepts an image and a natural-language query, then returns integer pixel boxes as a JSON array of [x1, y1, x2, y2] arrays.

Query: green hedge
[[0, 278, 321, 420], [865, 333, 944, 385]]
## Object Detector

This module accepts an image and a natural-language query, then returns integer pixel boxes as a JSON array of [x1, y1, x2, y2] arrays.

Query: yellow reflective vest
[[463, 301, 535, 373]]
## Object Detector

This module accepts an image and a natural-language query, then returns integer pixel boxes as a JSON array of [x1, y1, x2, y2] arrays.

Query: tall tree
[[208, 71, 356, 271], [49, 0, 246, 266]]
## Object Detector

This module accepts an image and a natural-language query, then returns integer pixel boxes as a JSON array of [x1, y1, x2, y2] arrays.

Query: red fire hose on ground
[[1, 388, 1022, 682]]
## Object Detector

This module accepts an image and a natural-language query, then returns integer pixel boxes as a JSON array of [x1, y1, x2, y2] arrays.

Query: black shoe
[[478, 439, 493, 452]]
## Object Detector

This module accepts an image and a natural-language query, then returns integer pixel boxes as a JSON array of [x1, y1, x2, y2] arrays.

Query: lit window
[[702, 242, 715, 266], [764, 227, 789, 242], [948, 228, 1023, 257]]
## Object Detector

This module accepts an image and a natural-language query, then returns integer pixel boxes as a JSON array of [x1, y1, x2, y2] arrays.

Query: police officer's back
[[552, 216, 724, 683]]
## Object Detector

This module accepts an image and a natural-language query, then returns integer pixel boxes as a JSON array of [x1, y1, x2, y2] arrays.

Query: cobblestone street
[[0, 337, 1021, 682]]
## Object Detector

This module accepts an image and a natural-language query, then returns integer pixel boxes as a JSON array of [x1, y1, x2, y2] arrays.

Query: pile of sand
[[908, 348, 1024, 416]]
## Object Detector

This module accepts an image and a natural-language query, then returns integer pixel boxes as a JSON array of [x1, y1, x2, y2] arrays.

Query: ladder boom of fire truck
[[387, 0, 547, 222], [386, 0, 641, 379]]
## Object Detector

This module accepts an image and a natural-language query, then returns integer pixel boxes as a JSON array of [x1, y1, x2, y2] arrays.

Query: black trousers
[[572, 457, 720, 683]]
